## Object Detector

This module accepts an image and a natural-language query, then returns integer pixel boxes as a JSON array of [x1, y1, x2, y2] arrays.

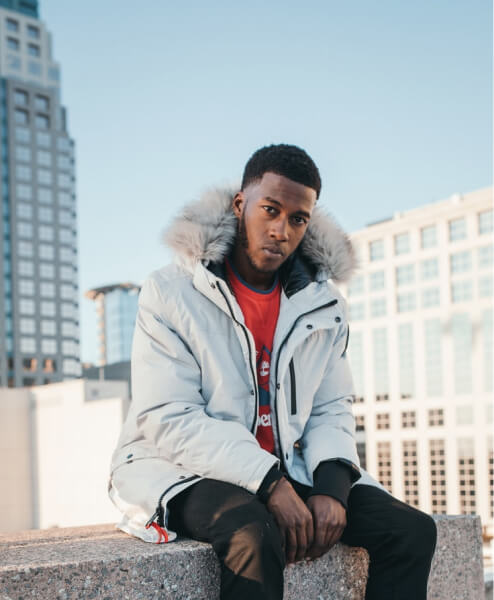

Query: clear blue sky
[[40, 0, 492, 364]]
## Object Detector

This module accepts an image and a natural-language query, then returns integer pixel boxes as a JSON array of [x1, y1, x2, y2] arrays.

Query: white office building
[[341, 187, 493, 535]]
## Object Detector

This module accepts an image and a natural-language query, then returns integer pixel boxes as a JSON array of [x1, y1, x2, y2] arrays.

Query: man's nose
[[270, 217, 288, 240]]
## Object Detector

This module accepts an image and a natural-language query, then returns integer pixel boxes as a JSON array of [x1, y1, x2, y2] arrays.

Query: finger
[[306, 514, 314, 552], [295, 524, 308, 562], [286, 527, 297, 564]]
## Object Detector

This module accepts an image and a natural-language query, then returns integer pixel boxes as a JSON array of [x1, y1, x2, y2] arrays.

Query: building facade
[[0, 1, 80, 387], [85, 283, 140, 366], [342, 187, 493, 533]]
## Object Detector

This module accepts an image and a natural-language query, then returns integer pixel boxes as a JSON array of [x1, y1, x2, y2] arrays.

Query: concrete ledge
[[0, 515, 483, 599]]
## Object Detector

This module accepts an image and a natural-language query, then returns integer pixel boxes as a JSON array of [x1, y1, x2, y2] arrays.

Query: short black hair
[[241, 144, 322, 199]]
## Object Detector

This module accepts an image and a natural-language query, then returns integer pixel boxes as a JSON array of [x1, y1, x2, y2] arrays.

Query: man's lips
[[262, 246, 284, 257]]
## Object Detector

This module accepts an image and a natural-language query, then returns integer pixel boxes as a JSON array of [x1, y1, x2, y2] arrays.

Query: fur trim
[[163, 184, 356, 283]]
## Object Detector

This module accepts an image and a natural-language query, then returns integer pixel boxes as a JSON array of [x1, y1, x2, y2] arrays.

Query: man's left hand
[[305, 495, 346, 560]]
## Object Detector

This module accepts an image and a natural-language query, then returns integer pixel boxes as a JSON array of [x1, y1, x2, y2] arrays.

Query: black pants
[[168, 478, 437, 600]]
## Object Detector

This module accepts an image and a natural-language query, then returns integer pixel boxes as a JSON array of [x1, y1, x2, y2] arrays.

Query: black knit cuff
[[308, 460, 356, 510], [257, 466, 284, 504]]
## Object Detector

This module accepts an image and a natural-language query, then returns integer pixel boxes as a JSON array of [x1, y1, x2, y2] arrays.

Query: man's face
[[232, 172, 317, 276]]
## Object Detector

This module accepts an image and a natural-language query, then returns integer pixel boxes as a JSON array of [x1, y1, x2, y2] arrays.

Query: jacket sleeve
[[301, 314, 361, 485], [129, 274, 279, 495]]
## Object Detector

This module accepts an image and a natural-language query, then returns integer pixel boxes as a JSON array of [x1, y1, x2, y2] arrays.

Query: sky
[[39, 0, 492, 364]]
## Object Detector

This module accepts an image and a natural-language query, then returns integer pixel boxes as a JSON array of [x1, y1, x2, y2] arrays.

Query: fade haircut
[[240, 144, 322, 199]]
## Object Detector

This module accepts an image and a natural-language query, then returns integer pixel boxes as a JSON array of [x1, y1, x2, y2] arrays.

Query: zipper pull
[[145, 510, 159, 529]]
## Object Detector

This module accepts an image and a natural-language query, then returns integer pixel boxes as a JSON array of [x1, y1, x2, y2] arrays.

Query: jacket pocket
[[289, 358, 297, 415]]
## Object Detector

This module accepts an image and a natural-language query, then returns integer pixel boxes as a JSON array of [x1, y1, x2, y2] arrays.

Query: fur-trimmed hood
[[163, 184, 356, 283]]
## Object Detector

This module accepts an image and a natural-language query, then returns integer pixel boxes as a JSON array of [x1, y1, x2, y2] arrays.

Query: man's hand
[[305, 495, 346, 560], [266, 477, 314, 564]]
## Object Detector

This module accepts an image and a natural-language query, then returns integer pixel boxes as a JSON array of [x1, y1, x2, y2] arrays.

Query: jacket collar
[[163, 184, 356, 296]]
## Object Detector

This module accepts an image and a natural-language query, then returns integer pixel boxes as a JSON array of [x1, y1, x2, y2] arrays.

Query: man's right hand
[[266, 477, 314, 563]]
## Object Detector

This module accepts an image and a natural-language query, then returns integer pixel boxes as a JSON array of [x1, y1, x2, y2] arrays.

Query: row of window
[[16, 127, 72, 152], [14, 89, 48, 111], [15, 165, 73, 188], [19, 357, 56, 373], [13, 185, 74, 207], [15, 108, 49, 129], [17, 238, 77, 261], [19, 337, 78, 355], [6, 54, 59, 81], [16, 221, 75, 241], [6, 18, 40, 39], [7, 36, 40, 56], [16, 279, 77, 299], [16, 146, 72, 170], [367, 210, 493, 262], [348, 312, 493, 399], [18, 295, 78, 316], [15, 206, 75, 226], [348, 246, 493, 295], [17, 261, 75, 280], [349, 277, 492, 318], [18, 318, 78, 337]]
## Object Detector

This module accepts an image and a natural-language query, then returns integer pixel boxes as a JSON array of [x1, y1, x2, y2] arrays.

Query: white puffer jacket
[[109, 185, 388, 543]]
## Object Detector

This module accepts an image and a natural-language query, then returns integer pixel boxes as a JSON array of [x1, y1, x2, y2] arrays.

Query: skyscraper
[[85, 283, 140, 367], [342, 187, 492, 534], [0, 0, 80, 387]]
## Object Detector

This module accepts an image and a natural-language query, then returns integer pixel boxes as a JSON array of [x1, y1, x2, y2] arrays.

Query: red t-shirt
[[225, 260, 281, 455]]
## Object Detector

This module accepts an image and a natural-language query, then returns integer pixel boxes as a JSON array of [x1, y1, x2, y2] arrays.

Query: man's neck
[[230, 247, 277, 291]]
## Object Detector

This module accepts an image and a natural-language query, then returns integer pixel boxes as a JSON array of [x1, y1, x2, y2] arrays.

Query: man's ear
[[232, 192, 244, 219]]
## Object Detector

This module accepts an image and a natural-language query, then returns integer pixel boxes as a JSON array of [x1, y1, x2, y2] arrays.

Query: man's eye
[[292, 216, 308, 226], [263, 206, 277, 214]]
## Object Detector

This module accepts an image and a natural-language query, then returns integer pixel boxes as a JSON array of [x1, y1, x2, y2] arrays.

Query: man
[[109, 144, 437, 599]]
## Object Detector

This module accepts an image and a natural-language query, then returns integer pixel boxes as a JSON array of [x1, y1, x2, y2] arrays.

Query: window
[[450, 250, 472, 274], [27, 24, 39, 39], [37, 169, 52, 185], [61, 303, 74, 318], [478, 210, 493, 234], [28, 43, 40, 57], [20, 318, 35, 334], [15, 126, 31, 143], [57, 154, 71, 170], [355, 415, 365, 432], [18, 260, 33, 276], [37, 150, 51, 167], [38, 188, 52, 204], [27, 61, 41, 76], [452, 314, 472, 394], [349, 302, 365, 321], [397, 292, 416, 312], [402, 440, 419, 507], [478, 245, 493, 269], [58, 191, 72, 207], [370, 297, 386, 317], [398, 323, 414, 399], [19, 278, 35, 295], [60, 265, 74, 281], [369, 239, 384, 261], [422, 287, 440, 308], [373, 328, 388, 399], [425, 320, 442, 396], [456, 405, 473, 426], [483, 310, 493, 393], [449, 218, 466, 242], [7, 37, 19, 51], [401, 411, 416, 428], [38, 225, 53, 241], [7, 54, 20, 70], [457, 438, 476, 514], [18, 240, 33, 257], [428, 408, 444, 426], [39, 244, 54, 260], [377, 441, 392, 492], [58, 173, 71, 188], [430, 439, 447, 514], [20, 337, 36, 353], [394, 232, 410, 255], [36, 131, 51, 147], [40, 282, 55, 298], [38, 206, 53, 222], [376, 413, 390, 430], [348, 331, 365, 401], [6, 18, 19, 32], [59, 228, 73, 244], [396, 264, 415, 286], [35, 114, 49, 129], [57, 137, 71, 152], [19, 299, 34, 315], [48, 66, 59, 81], [451, 280, 473, 303], [369, 270, 385, 291], [42, 339, 57, 354], [59, 247, 73, 263], [40, 301, 55, 317], [421, 225, 437, 249], [14, 89, 28, 106], [14, 109, 28, 125], [41, 320, 56, 335], [16, 184, 32, 200], [421, 258, 439, 280], [61, 284, 73, 300], [16, 164, 31, 181], [17, 202, 33, 219], [39, 263, 54, 278], [15, 145, 31, 162], [479, 275, 493, 298], [43, 358, 57, 374], [58, 210, 72, 226], [17, 221, 32, 238], [348, 275, 364, 296]]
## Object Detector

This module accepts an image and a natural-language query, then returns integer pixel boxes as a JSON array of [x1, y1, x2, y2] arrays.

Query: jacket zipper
[[146, 475, 200, 528], [217, 281, 259, 434], [289, 358, 297, 415], [274, 299, 338, 471]]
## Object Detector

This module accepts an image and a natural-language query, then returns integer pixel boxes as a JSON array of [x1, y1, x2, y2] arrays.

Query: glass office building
[[0, 0, 80, 386]]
